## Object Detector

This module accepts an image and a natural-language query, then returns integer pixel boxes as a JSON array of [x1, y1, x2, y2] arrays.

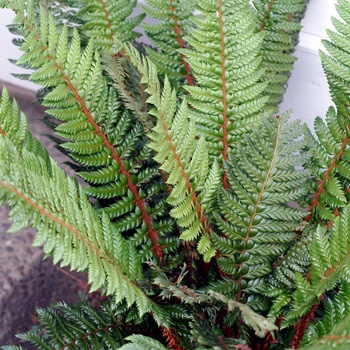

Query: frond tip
[[125, 44, 221, 261]]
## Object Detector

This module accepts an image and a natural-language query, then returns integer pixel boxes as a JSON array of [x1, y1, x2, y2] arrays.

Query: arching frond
[[125, 44, 221, 261], [13, 3, 178, 262], [0, 137, 157, 318], [212, 112, 310, 302]]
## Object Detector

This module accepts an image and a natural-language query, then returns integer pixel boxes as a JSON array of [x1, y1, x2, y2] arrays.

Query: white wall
[[279, 0, 337, 126], [0, 0, 339, 126]]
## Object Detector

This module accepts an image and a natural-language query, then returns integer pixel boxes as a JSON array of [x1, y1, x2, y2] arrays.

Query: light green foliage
[[298, 313, 350, 350], [253, 0, 308, 112], [125, 44, 221, 261], [306, 107, 350, 220], [3, 0, 350, 349], [282, 205, 350, 328], [0, 92, 158, 318], [301, 281, 350, 347], [118, 335, 169, 350]]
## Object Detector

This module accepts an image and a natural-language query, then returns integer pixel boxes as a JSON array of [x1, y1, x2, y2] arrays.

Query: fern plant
[[2, 0, 350, 349]]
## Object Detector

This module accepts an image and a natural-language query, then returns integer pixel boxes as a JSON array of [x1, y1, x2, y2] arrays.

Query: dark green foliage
[[211, 113, 310, 302], [2, 0, 350, 349]]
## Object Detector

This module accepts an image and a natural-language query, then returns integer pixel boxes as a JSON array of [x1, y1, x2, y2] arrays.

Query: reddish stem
[[169, 0, 194, 86], [161, 326, 184, 350], [259, 0, 276, 32], [291, 295, 324, 349], [305, 136, 349, 222], [217, 0, 229, 190], [100, 0, 116, 47]]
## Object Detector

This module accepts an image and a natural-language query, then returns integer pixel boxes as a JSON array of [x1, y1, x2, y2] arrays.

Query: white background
[[0, 0, 339, 127]]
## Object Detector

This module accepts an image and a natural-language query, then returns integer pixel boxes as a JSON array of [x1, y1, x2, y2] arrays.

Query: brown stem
[[161, 326, 184, 350], [217, 0, 230, 190], [100, 0, 115, 47], [291, 295, 324, 349], [305, 136, 349, 222], [169, 0, 194, 86], [259, 0, 276, 32]]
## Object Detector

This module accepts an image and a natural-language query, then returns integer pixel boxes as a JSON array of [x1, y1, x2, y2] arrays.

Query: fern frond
[[212, 112, 310, 302], [301, 280, 350, 347], [282, 204, 350, 328], [1, 298, 164, 350], [0, 137, 158, 319], [267, 224, 312, 292], [76, 0, 145, 51], [320, 0, 350, 116], [102, 53, 152, 131], [119, 335, 168, 350], [14, 3, 178, 262], [142, 0, 194, 87], [298, 313, 350, 349], [0, 87, 50, 161], [303, 0, 350, 222], [181, 0, 268, 165], [125, 44, 221, 261], [306, 106, 350, 221], [253, 0, 309, 112]]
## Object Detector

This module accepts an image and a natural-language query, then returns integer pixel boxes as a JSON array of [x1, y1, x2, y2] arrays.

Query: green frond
[[211, 112, 310, 301], [306, 106, 350, 221], [301, 280, 350, 347], [181, 0, 268, 161], [321, 0, 350, 115], [253, 0, 309, 112], [266, 225, 312, 293], [125, 44, 220, 261], [118, 335, 168, 350], [0, 137, 159, 318], [0, 87, 49, 161], [1, 298, 162, 350], [299, 313, 350, 349], [283, 204, 350, 328], [76, 0, 145, 52], [302, 0, 350, 222], [142, 0, 195, 88], [14, 3, 178, 262]]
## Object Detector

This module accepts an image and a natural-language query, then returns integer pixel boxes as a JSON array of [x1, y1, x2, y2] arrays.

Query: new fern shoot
[[1, 0, 350, 349]]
